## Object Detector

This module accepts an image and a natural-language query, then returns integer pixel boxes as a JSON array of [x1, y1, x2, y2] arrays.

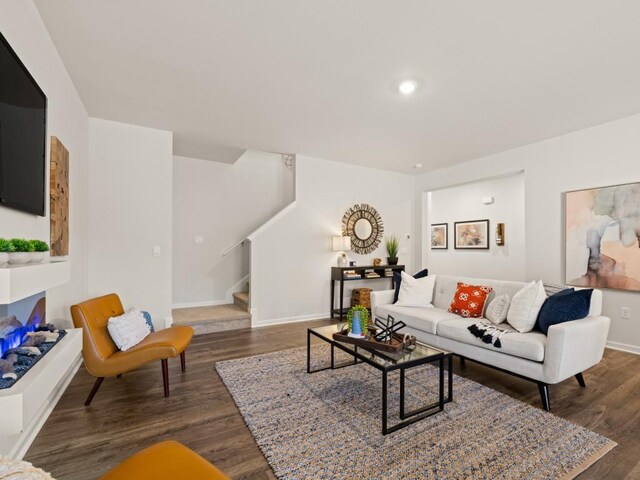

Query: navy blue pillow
[[393, 269, 429, 303], [535, 288, 593, 335], [142, 310, 155, 332]]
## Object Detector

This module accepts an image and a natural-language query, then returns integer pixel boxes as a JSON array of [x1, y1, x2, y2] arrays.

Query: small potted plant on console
[[385, 236, 399, 265], [29, 239, 50, 263], [8, 238, 34, 265], [0, 238, 13, 267]]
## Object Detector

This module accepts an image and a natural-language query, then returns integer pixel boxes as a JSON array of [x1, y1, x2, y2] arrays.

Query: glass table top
[[309, 323, 449, 367]]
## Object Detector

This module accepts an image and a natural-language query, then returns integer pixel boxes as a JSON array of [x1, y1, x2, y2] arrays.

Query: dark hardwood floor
[[26, 319, 640, 479]]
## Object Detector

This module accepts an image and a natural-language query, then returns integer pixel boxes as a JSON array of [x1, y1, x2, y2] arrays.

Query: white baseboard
[[252, 312, 326, 328], [606, 340, 640, 355], [171, 299, 229, 309]]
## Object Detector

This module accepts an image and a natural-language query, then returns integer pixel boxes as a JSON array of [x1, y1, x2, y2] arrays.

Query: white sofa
[[370, 274, 611, 410]]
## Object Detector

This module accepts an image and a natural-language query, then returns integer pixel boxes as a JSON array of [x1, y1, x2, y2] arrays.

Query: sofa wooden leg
[[459, 356, 466, 368], [180, 351, 186, 373], [575, 372, 586, 387], [161, 359, 170, 397], [85, 377, 104, 406], [117, 373, 122, 378], [538, 382, 550, 411]]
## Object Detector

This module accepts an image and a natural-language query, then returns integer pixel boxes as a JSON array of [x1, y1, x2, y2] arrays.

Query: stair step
[[172, 304, 251, 335], [233, 291, 249, 310]]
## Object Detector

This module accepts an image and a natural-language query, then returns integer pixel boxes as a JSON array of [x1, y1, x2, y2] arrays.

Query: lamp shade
[[332, 236, 351, 251]]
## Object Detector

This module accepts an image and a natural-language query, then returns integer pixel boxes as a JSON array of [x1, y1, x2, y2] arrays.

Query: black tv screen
[[0, 32, 47, 216]]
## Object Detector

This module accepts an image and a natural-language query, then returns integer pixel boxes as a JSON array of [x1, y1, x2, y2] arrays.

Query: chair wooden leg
[[161, 359, 170, 397], [85, 377, 104, 406], [180, 351, 186, 372], [575, 372, 586, 387]]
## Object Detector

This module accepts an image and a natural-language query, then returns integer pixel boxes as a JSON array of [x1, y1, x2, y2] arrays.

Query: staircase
[[172, 291, 251, 335]]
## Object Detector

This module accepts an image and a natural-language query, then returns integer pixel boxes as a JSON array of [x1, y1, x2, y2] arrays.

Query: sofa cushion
[[396, 272, 436, 308], [535, 288, 593, 335], [374, 305, 458, 335], [507, 280, 547, 333], [448, 282, 493, 318], [437, 318, 547, 362], [393, 268, 429, 303]]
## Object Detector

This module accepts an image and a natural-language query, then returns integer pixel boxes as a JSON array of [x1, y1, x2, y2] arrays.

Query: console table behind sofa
[[330, 265, 405, 320]]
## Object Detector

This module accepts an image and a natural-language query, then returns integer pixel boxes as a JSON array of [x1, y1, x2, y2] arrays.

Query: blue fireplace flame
[[0, 324, 37, 358]]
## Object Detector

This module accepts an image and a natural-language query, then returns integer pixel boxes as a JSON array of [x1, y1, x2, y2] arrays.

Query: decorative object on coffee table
[[50, 136, 70, 257], [385, 235, 399, 265], [332, 236, 351, 267], [454, 219, 490, 249], [347, 305, 368, 338], [341, 203, 384, 254], [430, 223, 448, 249]]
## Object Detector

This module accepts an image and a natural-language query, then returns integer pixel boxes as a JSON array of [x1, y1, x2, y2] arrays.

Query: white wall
[[87, 119, 172, 329], [0, 1, 89, 327], [172, 151, 294, 306], [425, 173, 525, 281], [250, 155, 415, 325], [415, 113, 640, 353]]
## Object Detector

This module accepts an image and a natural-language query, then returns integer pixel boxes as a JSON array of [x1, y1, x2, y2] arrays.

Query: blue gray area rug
[[216, 345, 615, 480]]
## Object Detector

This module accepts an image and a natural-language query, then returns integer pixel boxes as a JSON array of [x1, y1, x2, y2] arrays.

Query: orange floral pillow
[[448, 282, 493, 318]]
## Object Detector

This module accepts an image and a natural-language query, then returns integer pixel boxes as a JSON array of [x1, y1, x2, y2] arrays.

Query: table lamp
[[332, 236, 351, 267]]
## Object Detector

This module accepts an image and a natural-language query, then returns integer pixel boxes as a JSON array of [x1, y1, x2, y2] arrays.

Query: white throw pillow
[[107, 308, 151, 351], [485, 294, 510, 324], [396, 272, 436, 308], [506, 281, 548, 333]]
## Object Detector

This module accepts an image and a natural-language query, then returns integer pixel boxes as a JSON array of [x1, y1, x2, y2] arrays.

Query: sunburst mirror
[[341, 204, 384, 254]]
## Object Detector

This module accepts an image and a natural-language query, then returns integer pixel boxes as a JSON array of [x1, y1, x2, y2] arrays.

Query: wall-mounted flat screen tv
[[0, 32, 47, 217]]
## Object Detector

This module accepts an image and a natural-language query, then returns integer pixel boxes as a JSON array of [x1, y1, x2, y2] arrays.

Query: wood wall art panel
[[50, 136, 69, 257]]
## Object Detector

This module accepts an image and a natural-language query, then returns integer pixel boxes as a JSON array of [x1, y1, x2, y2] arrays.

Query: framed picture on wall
[[454, 219, 490, 249], [565, 181, 640, 292], [430, 223, 448, 249]]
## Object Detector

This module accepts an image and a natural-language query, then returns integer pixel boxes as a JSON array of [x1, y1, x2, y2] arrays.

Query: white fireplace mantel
[[0, 261, 71, 305]]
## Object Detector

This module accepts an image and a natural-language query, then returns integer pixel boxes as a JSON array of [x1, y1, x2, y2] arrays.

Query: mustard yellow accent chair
[[99, 441, 230, 480], [70, 293, 194, 405]]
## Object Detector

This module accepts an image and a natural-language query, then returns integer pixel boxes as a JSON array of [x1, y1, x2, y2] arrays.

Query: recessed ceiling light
[[414, 163, 423, 169], [398, 80, 417, 95]]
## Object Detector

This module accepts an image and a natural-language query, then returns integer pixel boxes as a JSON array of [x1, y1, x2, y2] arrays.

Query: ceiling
[[35, 0, 640, 173]]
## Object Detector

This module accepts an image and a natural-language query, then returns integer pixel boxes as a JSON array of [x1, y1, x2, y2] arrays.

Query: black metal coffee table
[[307, 324, 453, 435]]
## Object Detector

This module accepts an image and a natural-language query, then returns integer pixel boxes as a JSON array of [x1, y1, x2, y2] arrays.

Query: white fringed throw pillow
[[396, 272, 436, 308], [506, 281, 547, 333], [107, 308, 151, 351]]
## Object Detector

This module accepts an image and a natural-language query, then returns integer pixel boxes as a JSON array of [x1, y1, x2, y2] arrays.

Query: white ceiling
[[35, 0, 640, 173]]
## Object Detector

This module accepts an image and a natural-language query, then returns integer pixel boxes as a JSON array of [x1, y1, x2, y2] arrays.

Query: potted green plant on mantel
[[8, 238, 34, 265], [385, 236, 399, 265], [29, 240, 50, 263], [0, 238, 14, 267]]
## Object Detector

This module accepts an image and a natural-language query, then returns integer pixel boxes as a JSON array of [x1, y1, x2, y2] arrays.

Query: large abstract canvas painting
[[566, 182, 640, 291]]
